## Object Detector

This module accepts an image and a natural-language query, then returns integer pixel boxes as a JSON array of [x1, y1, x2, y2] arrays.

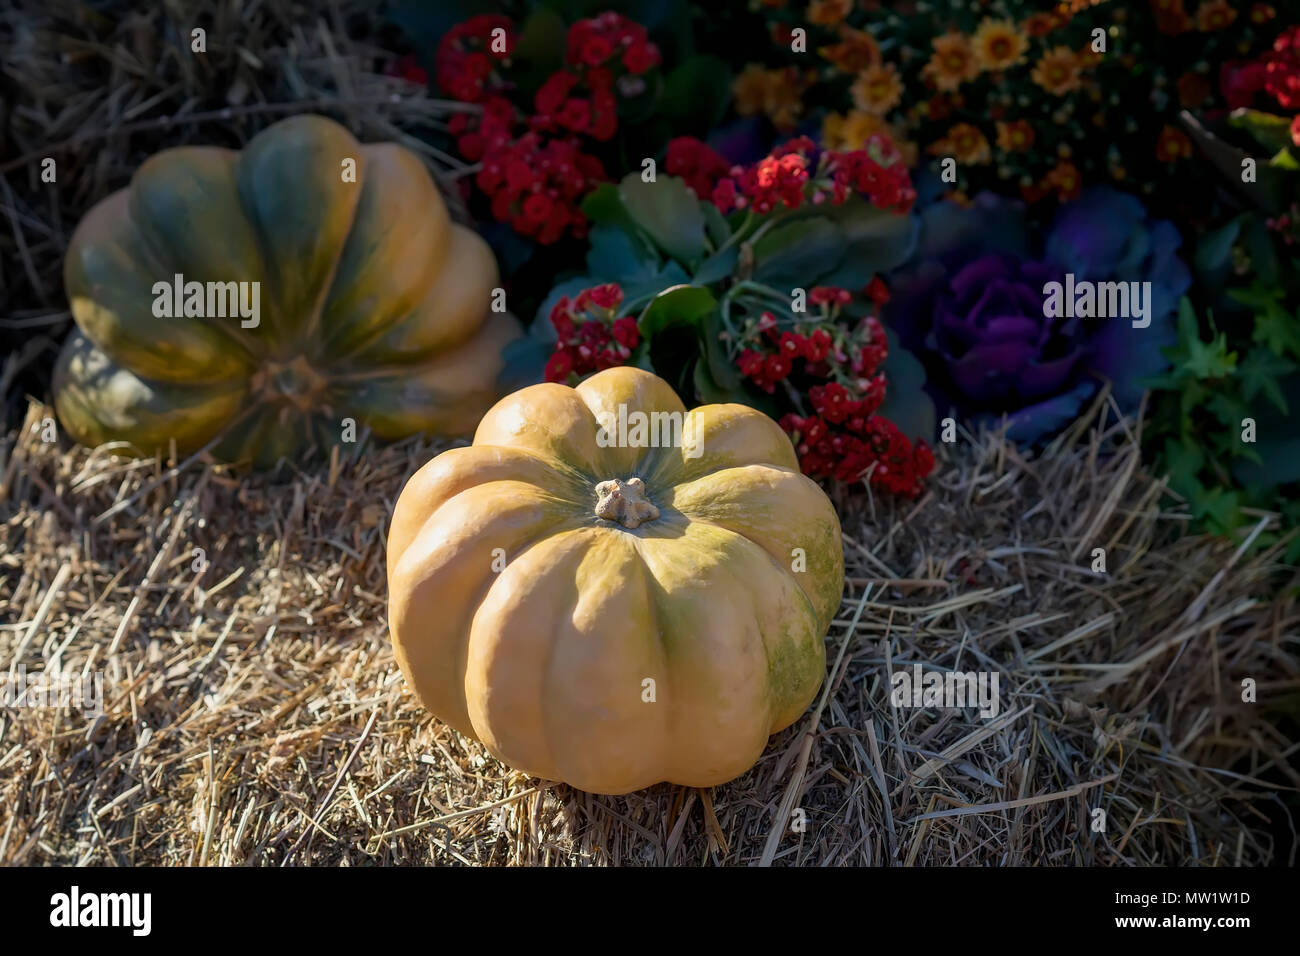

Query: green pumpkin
[[53, 114, 519, 467]]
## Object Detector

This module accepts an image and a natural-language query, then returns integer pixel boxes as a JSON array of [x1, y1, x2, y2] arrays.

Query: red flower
[[778, 331, 806, 359], [804, 328, 833, 362], [611, 316, 639, 348], [545, 349, 575, 382], [864, 277, 890, 305], [665, 137, 731, 199]]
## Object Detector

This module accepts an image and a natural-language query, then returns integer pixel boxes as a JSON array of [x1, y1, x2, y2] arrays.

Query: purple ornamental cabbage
[[885, 187, 1191, 443]]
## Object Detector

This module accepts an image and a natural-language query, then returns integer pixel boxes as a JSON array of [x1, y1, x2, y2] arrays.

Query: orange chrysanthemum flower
[[929, 123, 992, 165], [1155, 125, 1195, 162], [1032, 46, 1083, 95], [1195, 0, 1237, 30], [733, 65, 807, 130], [820, 26, 880, 73], [995, 119, 1035, 152], [1044, 160, 1082, 201], [807, 0, 852, 27], [1022, 13, 1063, 37], [972, 18, 1029, 71], [923, 32, 981, 92], [851, 63, 904, 115]]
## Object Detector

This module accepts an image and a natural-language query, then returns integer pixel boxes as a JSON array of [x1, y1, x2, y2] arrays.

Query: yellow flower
[[923, 33, 980, 92], [732, 64, 806, 130], [808, 0, 852, 26], [1031, 46, 1083, 95], [823, 111, 918, 166], [971, 18, 1029, 71], [928, 123, 992, 165], [850, 63, 904, 116]]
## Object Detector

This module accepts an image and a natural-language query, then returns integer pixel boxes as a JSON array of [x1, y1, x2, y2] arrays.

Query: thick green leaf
[[586, 225, 661, 287], [693, 246, 739, 286], [637, 284, 716, 339], [702, 201, 731, 248], [1229, 108, 1296, 155], [497, 335, 551, 394], [814, 200, 918, 288], [1194, 215, 1242, 288], [752, 218, 847, 289], [618, 174, 706, 265], [875, 327, 936, 442], [700, 307, 742, 390]]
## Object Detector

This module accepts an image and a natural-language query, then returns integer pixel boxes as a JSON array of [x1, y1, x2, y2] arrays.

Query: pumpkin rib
[[326, 309, 522, 441], [664, 462, 844, 634], [539, 531, 672, 793], [335, 225, 499, 367], [318, 143, 455, 362], [640, 516, 823, 732], [387, 444, 590, 576], [124, 146, 265, 362], [390, 482, 587, 737], [234, 115, 367, 352], [473, 382, 606, 479]]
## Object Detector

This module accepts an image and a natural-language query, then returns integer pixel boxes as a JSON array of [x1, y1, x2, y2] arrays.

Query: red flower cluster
[[1221, 24, 1300, 110], [1264, 25, 1300, 110], [566, 11, 660, 74], [665, 137, 731, 199], [474, 133, 605, 243], [782, 411, 935, 496], [737, 287, 889, 395], [437, 12, 661, 244], [545, 284, 641, 382], [670, 135, 916, 217], [435, 15, 514, 103], [733, 284, 933, 494]]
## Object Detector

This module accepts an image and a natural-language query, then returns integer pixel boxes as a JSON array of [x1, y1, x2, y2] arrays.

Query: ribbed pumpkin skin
[[53, 114, 519, 467], [387, 367, 844, 794]]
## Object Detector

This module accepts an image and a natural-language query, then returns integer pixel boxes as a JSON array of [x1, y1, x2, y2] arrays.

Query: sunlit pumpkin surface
[[387, 367, 845, 794], [54, 114, 518, 467]]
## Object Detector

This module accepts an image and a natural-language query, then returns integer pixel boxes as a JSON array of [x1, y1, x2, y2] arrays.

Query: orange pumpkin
[[387, 366, 843, 794]]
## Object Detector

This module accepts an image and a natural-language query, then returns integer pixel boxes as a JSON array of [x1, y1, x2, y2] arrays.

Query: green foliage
[[536, 171, 924, 414], [1145, 294, 1300, 560]]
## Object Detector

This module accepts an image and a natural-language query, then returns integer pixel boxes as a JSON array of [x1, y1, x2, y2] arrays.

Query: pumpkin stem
[[593, 477, 659, 529]]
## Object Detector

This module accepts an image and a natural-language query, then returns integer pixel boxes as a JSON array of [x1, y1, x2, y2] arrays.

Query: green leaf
[[1229, 108, 1296, 155], [1254, 307, 1300, 360], [692, 246, 739, 286], [618, 174, 706, 265], [1232, 373, 1300, 487], [752, 218, 847, 289], [702, 202, 732, 248], [874, 328, 935, 442], [660, 55, 731, 136], [497, 335, 551, 394], [1162, 438, 1205, 498], [1193, 215, 1242, 286], [637, 284, 716, 339], [1207, 391, 1248, 428], [1271, 147, 1300, 171], [586, 225, 660, 287], [1239, 348, 1296, 413], [1180, 308, 1237, 380], [700, 307, 742, 391], [814, 199, 918, 288]]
